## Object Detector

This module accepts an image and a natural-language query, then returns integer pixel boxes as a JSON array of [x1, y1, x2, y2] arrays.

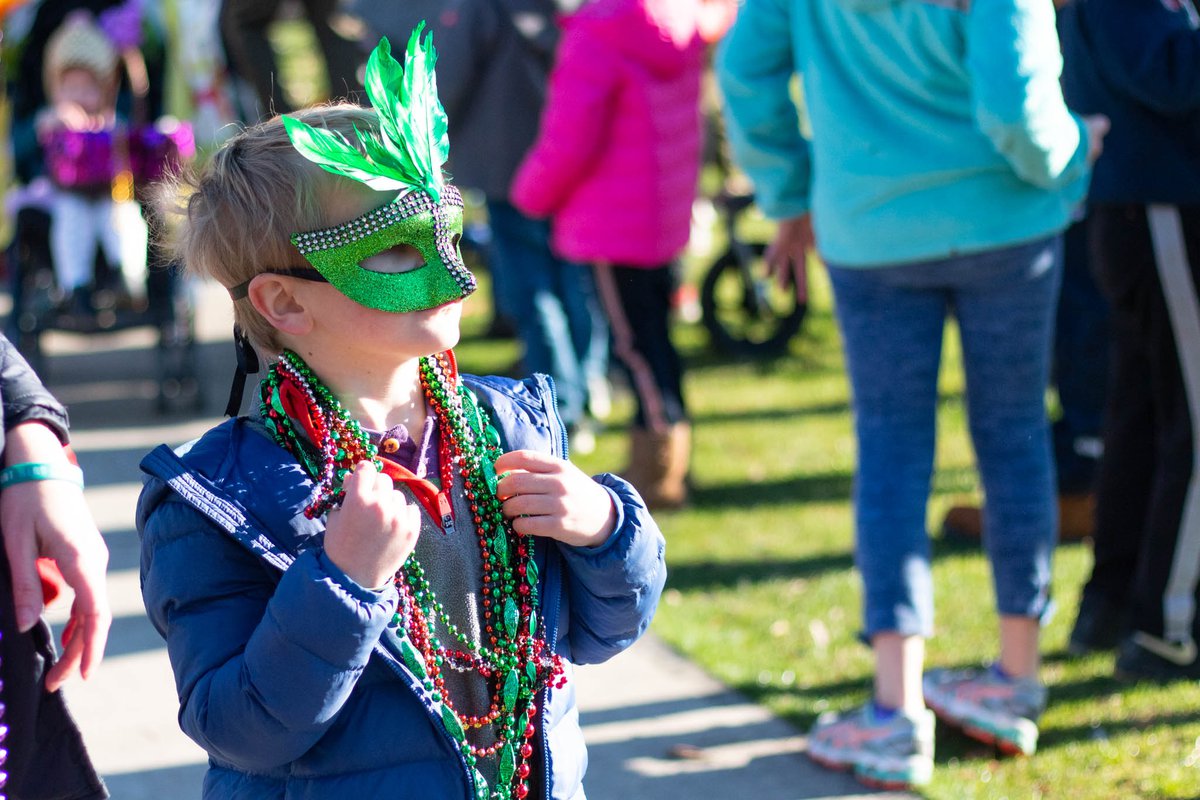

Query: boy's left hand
[[494, 451, 617, 548]]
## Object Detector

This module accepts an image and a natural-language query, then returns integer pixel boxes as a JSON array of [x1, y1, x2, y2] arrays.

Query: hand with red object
[[494, 451, 618, 549], [1, 422, 111, 692]]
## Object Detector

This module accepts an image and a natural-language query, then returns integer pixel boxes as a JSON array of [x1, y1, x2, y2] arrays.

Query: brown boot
[[622, 424, 691, 510], [941, 504, 984, 541], [1056, 493, 1096, 541], [941, 494, 1095, 544]]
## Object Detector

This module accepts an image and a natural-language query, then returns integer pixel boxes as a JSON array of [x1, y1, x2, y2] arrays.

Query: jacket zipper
[[376, 644, 478, 799], [537, 372, 568, 799], [541, 548, 564, 800], [540, 374, 570, 461]]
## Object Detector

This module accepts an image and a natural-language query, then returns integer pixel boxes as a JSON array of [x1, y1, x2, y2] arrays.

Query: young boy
[[137, 28, 666, 800]]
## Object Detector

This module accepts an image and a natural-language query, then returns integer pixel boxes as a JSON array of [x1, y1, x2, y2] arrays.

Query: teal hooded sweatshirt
[[717, 0, 1092, 267]]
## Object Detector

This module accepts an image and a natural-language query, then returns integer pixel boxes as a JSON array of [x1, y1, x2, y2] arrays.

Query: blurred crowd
[[0, 0, 1196, 796]]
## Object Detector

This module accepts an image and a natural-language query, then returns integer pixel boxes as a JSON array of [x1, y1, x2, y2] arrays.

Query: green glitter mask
[[282, 25, 475, 312], [290, 185, 476, 312]]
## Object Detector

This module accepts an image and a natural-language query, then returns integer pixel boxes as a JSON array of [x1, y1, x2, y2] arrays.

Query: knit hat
[[43, 11, 119, 99]]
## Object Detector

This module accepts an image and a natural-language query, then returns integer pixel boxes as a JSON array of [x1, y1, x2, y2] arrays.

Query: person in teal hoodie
[[717, 0, 1108, 789]]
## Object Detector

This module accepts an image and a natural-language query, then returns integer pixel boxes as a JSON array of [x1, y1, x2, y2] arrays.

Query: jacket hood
[[569, 0, 702, 76]]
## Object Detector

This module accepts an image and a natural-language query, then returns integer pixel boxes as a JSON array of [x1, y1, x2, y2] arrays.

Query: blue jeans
[[827, 237, 1062, 639], [485, 201, 608, 428]]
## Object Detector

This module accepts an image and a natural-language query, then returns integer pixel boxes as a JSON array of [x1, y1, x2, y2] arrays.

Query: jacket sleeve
[[715, 0, 812, 220], [0, 334, 69, 444], [139, 494, 397, 772], [555, 474, 666, 665], [510, 22, 617, 218], [1078, 0, 1200, 116], [966, 0, 1091, 190]]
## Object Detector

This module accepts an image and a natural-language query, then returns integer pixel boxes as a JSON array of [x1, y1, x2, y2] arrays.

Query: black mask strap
[[225, 325, 261, 417]]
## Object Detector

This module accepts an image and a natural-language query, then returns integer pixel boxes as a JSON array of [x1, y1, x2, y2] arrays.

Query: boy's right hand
[[323, 462, 420, 590]]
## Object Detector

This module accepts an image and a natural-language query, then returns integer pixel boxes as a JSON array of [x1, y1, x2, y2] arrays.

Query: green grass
[[270, 19, 1200, 798]]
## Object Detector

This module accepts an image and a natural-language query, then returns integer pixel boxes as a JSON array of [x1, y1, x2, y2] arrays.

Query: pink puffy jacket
[[511, 0, 706, 268]]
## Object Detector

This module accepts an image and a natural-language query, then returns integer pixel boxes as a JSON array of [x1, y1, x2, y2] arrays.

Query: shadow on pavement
[[100, 764, 208, 800], [39, 338, 234, 430], [580, 692, 895, 800]]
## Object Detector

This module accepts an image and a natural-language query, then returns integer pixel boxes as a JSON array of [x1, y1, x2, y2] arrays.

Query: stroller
[[4, 0, 202, 413]]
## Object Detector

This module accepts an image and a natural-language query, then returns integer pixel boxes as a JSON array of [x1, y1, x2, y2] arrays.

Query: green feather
[[286, 25, 449, 199], [282, 115, 408, 191]]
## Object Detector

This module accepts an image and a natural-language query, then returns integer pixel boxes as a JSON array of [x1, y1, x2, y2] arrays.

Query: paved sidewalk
[[40, 283, 907, 800]]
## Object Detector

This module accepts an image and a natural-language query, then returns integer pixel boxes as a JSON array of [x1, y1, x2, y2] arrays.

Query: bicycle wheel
[[700, 243, 806, 358]]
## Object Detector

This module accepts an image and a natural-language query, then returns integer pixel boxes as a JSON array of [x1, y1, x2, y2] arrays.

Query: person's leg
[[484, 200, 587, 429], [1053, 214, 1110, 497], [50, 192, 97, 294], [101, 199, 148, 301], [557, 261, 610, 418], [825, 262, 946, 706], [1051, 215, 1109, 543], [219, 0, 288, 116], [482, 200, 524, 337], [593, 264, 685, 430], [297, 0, 362, 101], [954, 237, 1061, 678], [593, 263, 689, 507], [1072, 204, 1157, 653], [807, 262, 942, 788], [919, 238, 1059, 758], [1115, 204, 1200, 680]]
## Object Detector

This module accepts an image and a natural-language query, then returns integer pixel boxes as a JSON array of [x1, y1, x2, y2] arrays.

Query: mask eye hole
[[360, 243, 426, 274]]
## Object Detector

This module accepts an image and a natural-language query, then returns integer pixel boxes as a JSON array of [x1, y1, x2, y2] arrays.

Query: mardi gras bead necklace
[[260, 349, 564, 800]]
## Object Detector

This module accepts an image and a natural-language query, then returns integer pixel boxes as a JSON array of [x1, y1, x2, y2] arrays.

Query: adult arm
[[0, 335, 110, 689], [0, 335, 68, 442], [715, 0, 811, 220], [510, 19, 618, 218], [967, 0, 1091, 189], [139, 495, 397, 771], [2, 422, 110, 690]]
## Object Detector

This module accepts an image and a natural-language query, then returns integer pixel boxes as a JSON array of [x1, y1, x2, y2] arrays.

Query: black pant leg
[[1134, 205, 1200, 642], [592, 264, 686, 429], [220, 0, 288, 116], [1086, 204, 1158, 603]]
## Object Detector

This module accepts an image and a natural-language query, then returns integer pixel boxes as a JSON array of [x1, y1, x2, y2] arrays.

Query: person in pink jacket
[[512, 0, 733, 508]]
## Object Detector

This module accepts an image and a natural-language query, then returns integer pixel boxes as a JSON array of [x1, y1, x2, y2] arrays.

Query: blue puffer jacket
[[136, 373, 667, 800]]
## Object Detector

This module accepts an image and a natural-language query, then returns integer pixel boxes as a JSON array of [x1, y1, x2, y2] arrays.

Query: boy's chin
[[433, 329, 462, 353], [421, 320, 462, 355]]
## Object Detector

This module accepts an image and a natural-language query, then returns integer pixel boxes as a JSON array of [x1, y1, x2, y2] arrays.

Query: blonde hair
[[159, 104, 379, 356]]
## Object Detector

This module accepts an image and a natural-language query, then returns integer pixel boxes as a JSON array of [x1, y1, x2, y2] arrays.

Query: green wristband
[[0, 462, 85, 490]]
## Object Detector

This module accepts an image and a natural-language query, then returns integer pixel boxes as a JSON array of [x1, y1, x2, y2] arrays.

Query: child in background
[[511, 0, 734, 509], [38, 10, 147, 313], [138, 30, 665, 800]]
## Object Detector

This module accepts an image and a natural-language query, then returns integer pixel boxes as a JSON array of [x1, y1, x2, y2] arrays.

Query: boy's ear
[[245, 274, 314, 337]]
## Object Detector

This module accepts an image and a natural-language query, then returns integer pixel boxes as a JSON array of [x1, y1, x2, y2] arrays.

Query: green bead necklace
[[260, 349, 564, 800]]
